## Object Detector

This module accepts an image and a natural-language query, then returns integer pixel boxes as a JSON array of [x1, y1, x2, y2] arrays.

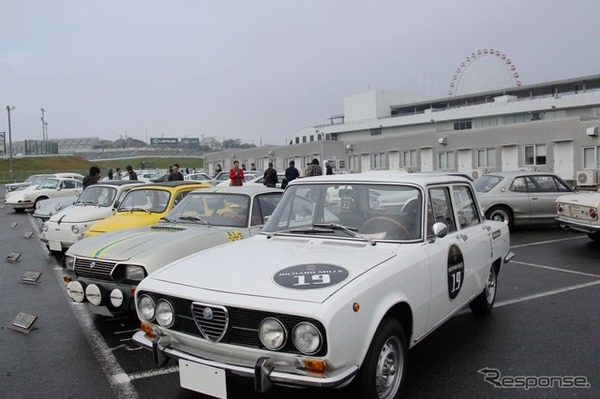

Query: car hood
[[86, 212, 163, 234], [70, 223, 242, 261], [149, 236, 398, 303], [50, 206, 114, 224]]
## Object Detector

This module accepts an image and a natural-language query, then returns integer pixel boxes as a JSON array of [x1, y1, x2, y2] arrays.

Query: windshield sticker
[[447, 244, 465, 301], [274, 264, 349, 289], [226, 230, 244, 241]]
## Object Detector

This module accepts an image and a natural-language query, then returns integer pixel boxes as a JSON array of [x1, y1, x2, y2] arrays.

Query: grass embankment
[[0, 156, 204, 183]]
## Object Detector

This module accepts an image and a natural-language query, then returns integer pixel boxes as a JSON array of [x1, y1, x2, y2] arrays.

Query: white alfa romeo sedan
[[39, 180, 144, 252], [63, 186, 283, 317], [132, 172, 513, 399]]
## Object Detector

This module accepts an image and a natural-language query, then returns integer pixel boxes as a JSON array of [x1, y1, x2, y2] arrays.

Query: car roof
[[94, 180, 146, 187], [481, 170, 561, 177], [128, 181, 212, 190], [287, 171, 473, 186], [207, 186, 282, 195]]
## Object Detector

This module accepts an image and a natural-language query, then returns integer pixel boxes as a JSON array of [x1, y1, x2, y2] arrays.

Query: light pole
[[44, 122, 49, 154], [6, 106, 15, 180], [40, 108, 46, 154]]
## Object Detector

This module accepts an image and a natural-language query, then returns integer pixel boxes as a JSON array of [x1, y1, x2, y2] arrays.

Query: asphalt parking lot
[[0, 202, 598, 399]]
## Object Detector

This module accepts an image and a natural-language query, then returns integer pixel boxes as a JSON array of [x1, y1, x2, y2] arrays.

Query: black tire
[[469, 266, 497, 316], [485, 205, 513, 228], [351, 318, 408, 399], [587, 232, 600, 242], [14, 208, 25, 213]]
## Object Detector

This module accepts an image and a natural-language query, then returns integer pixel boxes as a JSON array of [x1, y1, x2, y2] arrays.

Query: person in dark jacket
[[325, 161, 334, 175], [83, 166, 101, 188], [263, 162, 278, 188], [126, 165, 138, 180], [168, 163, 184, 181], [283, 160, 299, 189]]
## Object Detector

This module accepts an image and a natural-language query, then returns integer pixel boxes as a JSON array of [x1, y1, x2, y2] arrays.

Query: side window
[[64, 180, 75, 189], [452, 185, 481, 228], [428, 187, 457, 233], [510, 177, 527, 192]]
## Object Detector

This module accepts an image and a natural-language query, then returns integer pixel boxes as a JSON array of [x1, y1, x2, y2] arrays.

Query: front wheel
[[469, 266, 497, 316], [350, 318, 408, 399]]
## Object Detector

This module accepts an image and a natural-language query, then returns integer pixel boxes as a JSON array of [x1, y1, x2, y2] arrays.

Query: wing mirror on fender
[[432, 222, 448, 238]]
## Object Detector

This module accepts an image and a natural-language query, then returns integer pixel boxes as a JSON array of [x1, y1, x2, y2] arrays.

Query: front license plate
[[179, 359, 227, 398], [48, 240, 62, 251]]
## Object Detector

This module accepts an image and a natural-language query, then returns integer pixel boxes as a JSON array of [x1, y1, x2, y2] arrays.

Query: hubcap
[[375, 336, 403, 399], [485, 269, 496, 303]]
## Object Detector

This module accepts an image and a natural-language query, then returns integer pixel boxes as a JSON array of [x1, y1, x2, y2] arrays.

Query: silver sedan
[[475, 171, 574, 227]]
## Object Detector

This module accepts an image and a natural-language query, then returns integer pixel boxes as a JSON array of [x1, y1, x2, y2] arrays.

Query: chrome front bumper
[[133, 331, 359, 393]]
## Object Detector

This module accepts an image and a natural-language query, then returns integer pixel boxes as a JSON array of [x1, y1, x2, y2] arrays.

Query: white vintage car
[[63, 186, 283, 317], [39, 181, 144, 252], [555, 191, 600, 241], [132, 172, 513, 398], [4, 176, 84, 211]]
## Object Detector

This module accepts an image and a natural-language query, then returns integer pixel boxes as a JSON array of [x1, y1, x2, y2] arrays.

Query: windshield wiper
[[160, 216, 176, 223], [266, 226, 334, 238], [178, 216, 211, 226], [313, 223, 376, 246], [120, 207, 151, 214], [82, 201, 99, 207]]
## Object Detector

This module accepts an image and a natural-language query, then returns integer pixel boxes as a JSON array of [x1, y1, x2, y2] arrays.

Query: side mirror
[[432, 222, 448, 238]]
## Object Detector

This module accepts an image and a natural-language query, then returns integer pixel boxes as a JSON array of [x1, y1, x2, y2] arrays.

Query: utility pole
[[40, 108, 46, 154], [6, 106, 15, 180]]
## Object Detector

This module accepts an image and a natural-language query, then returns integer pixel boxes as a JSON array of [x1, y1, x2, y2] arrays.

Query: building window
[[583, 146, 600, 169], [348, 155, 360, 172], [402, 150, 416, 167], [310, 135, 314, 142], [325, 134, 331, 141], [373, 152, 387, 169], [453, 120, 472, 130], [295, 137, 299, 144], [524, 144, 546, 165], [370, 127, 382, 136], [317, 134, 322, 140], [476, 148, 495, 168], [330, 133, 338, 141], [438, 151, 455, 170], [302, 136, 307, 143]]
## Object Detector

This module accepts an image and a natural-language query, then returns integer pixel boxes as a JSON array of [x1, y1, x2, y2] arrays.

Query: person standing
[[113, 167, 122, 180], [283, 160, 300, 189], [215, 164, 223, 175], [107, 168, 114, 180], [325, 161, 334, 175], [83, 166, 101, 188], [168, 163, 184, 181], [126, 165, 138, 180], [306, 158, 323, 177], [229, 160, 244, 186], [250, 163, 257, 171], [263, 162, 278, 188]]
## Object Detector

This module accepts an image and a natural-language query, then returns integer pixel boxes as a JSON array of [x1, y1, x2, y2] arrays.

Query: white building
[[205, 74, 600, 186]]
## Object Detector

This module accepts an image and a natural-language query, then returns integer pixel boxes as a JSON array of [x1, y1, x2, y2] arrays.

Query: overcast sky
[[1, 0, 599, 146]]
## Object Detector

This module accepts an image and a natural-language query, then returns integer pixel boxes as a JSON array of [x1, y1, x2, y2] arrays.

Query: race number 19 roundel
[[274, 264, 349, 290], [447, 245, 465, 300]]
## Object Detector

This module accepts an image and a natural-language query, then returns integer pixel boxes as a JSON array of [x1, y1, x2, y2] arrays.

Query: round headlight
[[155, 300, 175, 328], [71, 225, 80, 234], [292, 322, 322, 355], [66, 281, 86, 303], [85, 283, 104, 306], [138, 295, 156, 322], [258, 317, 287, 350], [109, 289, 124, 308]]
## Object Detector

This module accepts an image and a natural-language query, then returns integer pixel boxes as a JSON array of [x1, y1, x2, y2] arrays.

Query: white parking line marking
[[510, 235, 585, 248], [496, 280, 600, 308], [511, 260, 600, 278], [30, 216, 140, 399], [126, 366, 180, 381]]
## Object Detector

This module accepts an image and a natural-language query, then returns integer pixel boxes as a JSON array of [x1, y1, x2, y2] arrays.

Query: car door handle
[[456, 233, 468, 241], [531, 197, 539, 200]]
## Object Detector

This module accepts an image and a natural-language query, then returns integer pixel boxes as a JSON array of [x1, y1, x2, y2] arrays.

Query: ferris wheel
[[448, 49, 522, 96]]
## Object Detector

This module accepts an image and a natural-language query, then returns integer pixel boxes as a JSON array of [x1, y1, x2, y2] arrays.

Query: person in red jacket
[[229, 160, 244, 186]]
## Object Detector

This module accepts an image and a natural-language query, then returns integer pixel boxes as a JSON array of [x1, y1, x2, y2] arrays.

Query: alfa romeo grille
[[74, 258, 116, 281], [191, 302, 229, 342]]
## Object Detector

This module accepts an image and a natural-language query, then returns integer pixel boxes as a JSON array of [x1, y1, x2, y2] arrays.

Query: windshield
[[118, 189, 170, 213], [165, 192, 250, 228], [262, 183, 423, 241], [473, 175, 504, 193], [77, 186, 117, 207]]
